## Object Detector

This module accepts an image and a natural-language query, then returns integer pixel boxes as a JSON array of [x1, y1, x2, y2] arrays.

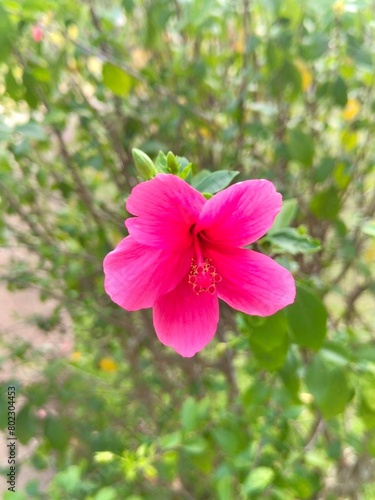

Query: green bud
[[132, 148, 157, 179], [178, 162, 192, 181], [166, 151, 179, 174]]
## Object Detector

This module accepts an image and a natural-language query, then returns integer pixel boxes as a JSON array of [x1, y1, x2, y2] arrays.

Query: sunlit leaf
[[270, 198, 298, 233], [243, 467, 275, 495], [102, 63, 134, 96]]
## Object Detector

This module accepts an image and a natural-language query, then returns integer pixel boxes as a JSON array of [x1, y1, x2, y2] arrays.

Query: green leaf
[[183, 436, 207, 455], [102, 63, 134, 96], [300, 33, 329, 60], [332, 76, 348, 107], [358, 375, 375, 428], [287, 128, 315, 167], [216, 476, 233, 500], [93, 487, 118, 500], [354, 344, 375, 363], [362, 221, 375, 237], [212, 428, 242, 455], [249, 313, 288, 351], [16, 405, 37, 445], [16, 122, 47, 141], [44, 416, 69, 450], [266, 40, 284, 70], [320, 341, 352, 367], [248, 312, 290, 370], [279, 349, 301, 394], [243, 467, 275, 495], [310, 187, 341, 220], [320, 341, 352, 366], [269, 60, 302, 97], [305, 355, 352, 418], [181, 397, 200, 432], [0, 5, 15, 62], [5, 69, 24, 101], [23, 72, 39, 109], [192, 170, 239, 194], [286, 284, 327, 350], [313, 157, 335, 183], [333, 162, 352, 189], [191, 169, 210, 186], [154, 150, 168, 172], [30, 65, 51, 83], [159, 431, 182, 450], [269, 198, 298, 233], [267, 228, 321, 254], [51, 465, 81, 494]]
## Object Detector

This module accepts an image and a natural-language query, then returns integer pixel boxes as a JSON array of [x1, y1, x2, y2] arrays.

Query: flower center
[[188, 258, 222, 295]]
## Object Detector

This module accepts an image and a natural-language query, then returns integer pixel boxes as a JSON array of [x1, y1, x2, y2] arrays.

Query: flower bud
[[132, 148, 157, 180], [167, 151, 179, 174]]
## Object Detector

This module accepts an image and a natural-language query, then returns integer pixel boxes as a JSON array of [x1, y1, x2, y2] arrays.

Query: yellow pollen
[[188, 258, 222, 295]]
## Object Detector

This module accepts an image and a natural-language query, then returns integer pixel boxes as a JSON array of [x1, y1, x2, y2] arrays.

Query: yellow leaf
[[341, 130, 357, 151], [102, 63, 134, 96], [295, 60, 312, 92], [363, 242, 375, 264], [343, 98, 361, 121]]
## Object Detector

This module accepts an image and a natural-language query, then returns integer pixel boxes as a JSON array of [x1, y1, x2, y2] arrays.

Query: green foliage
[[287, 284, 328, 350], [305, 354, 352, 419], [287, 128, 315, 167], [102, 63, 134, 96], [0, 0, 374, 498], [192, 170, 240, 194]]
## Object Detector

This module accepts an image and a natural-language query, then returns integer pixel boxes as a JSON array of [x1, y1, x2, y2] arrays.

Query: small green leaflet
[[192, 170, 239, 194]]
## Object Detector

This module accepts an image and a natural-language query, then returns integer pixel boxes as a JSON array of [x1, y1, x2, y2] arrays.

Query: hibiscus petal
[[125, 173, 206, 250], [195, 180, 282, 247], [206, 246, 295, 316], [103, 236, 193, 311], [153, 278, 219, 357]]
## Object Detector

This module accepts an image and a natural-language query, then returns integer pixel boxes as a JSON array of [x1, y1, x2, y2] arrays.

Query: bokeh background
[[0, 0, 374, 498]]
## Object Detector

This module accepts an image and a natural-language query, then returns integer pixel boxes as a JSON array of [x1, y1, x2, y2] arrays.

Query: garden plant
[[0, 0, 374, 498]]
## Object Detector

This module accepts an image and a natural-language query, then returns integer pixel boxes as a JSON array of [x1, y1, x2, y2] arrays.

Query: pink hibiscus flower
[[103, 174, 295, 357]]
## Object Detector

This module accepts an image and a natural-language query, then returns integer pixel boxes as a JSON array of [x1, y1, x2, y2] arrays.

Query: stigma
[[188, 258, 222, 295]]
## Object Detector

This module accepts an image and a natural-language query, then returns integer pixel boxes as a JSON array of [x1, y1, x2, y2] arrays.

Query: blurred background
[[0, 0, 374, 498]]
